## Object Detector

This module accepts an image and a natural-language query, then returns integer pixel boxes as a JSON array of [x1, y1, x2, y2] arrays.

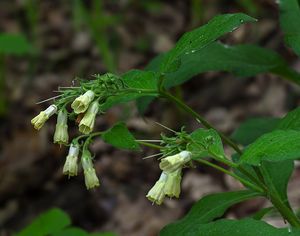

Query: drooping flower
[[71, 90, 95, 114], [63, 143, 80, 177], [146, 172, 168, 205], [31, 105, 57, 130], [159, 151, 192, 172], [164, 168, 182, 198], [81, 149, 100, 189], [54, 109, 69, 145], [79, 101, 99, 134]]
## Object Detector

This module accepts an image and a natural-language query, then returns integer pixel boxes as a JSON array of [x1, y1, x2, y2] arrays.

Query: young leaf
[[239, 130, 300, 165], [277, 107, 300, 131], [188, 128, 225, 159], [279, 0, 300, 56], [101, 122, 140, 150], [231, 117, 280, 145], [16, 208, 71, 236], [160, 13, 256, 73], [0, 33, 32, 55], [161, 218, 300, 236], [160, 190, 261, 235], [51, 227, 88, 236], [147, 42, 300, 88]]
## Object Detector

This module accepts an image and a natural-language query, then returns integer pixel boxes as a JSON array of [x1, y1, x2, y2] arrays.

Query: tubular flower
[[164, 168, 182, 198], [159, 151, 192, 172], [71, 90, 95, 114], [146, 172, 168, 205], [63, 143, 79, 177], [54, 109, 69, 145], [31, 105, 57, 130], [82, 149, 100, 189], [79, 101, 99, 134]]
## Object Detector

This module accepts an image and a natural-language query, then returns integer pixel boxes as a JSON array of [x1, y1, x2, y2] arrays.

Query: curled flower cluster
[[146, 151, 192, 205]]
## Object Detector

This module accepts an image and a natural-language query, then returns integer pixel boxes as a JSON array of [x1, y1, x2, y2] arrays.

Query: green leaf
[[279, 0, 300, 56], [277, 107, 300, 131], [239, 130, 300, 165], [161, 218, 300, 236], [188, 128, 225, 159], [160, 13, 256, 73], [100, 70, 158, 111], [160, 190, 261, 235], [101, 122, 140, 150], [147, 42, 300, 88], [16, 208, 71, 236], [251, 207, 274, 220], [0, 33, 32, 55], [231, 117, 280, 145], [51, 227, 88, 236], [90, 233, 117, 236]]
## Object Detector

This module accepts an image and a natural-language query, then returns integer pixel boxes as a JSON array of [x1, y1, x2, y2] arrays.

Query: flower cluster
[[146, 151, 192, 205]]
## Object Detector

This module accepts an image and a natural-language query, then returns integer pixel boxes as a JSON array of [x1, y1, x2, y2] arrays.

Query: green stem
[[137, 141, 162, 149]]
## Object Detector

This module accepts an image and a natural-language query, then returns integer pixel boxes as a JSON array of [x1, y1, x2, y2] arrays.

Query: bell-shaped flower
[[164, 168, 182, 198], [71, 90, 95, 114], [82, 149, 100, 189], [54, 109, 69, 145], [146, 172, 168, 205], [79, 101, 99, 134], [159, 151, 192, 172], [31, 105, 57, 130], [63, 143, 79, 177]]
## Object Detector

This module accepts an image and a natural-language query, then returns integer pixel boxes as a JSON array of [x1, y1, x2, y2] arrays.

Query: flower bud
[[164, 169, 182, 198], [31, 105, 57, 130], [63, 143, 79, 177], [159, 151, 192, 172], [82, 149, 100, 189], [146, 172, 168, 205], [71, 90, 95, 114], [79, 101, 99, 134], [54, 110, 69, 145]]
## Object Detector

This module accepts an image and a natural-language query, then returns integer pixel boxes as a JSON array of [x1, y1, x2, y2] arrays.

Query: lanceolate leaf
[[277, 107, 300, 131], [239, 130, 300, 165], [160, 13, 256, 73], [147, 42, 300, 88], [101, 122, 140, 150], [279, 0, 300, 56], [160, 190, 261, 235], [161, 218, 300, 236]]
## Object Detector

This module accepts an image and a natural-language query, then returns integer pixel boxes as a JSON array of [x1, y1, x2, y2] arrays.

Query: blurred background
[[1, 0, 300, 235]]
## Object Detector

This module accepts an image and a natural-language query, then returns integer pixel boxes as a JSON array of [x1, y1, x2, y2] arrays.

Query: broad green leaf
[[147, 42, 300, 88], [231, 118, 280, 145], [16, 208, 71, 236], [279, 0, 300, 56], [188, 128, 225, 159], [277, 107, 300, 131], [51, 227, 88, 236], [160, 13, 256, 73], [101, 122, 140, 150], [90, 233, 117, 236], [161, 218, 300, 236], [100, 70, 158, 111], [160, 190, 261, 235], [0, 33, 32, 55], [239, 130, 300, 165]]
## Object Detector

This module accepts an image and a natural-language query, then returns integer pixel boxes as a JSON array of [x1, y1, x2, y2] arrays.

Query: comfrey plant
[[31, 1, 300, 235]]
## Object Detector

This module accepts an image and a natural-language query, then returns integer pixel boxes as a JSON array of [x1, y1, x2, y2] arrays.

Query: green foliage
[[17, 208, 116, 236], [279, 0, 300, 56], [0, 33, 32, 55], [160, 190, 261, 235], [159, 13, 256, 73], [102, 122, 140, 150], [277, 107, 300, 130]]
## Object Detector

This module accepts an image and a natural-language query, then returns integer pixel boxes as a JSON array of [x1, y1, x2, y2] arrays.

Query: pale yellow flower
[[31, 105, 57, 130], [63, 143, 79, 177], [146, 172, 168, 205], [79, 101, 99, 134], [54, 110, 69, 145], [71, 90, 95, 114], [159, 151, 192, 172]]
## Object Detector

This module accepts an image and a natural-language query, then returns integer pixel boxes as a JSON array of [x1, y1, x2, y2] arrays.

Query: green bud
[[159, 151, 192, 172], [82, 149, 100, 189], [71, 90, 95, 114], [54, 109, 69, 145], [146, 172, 167, 205], [31, 105, 57, 130], [79, 101, 99, 134], [63, 143, 79, 177], [164, 169, 182, 198]]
